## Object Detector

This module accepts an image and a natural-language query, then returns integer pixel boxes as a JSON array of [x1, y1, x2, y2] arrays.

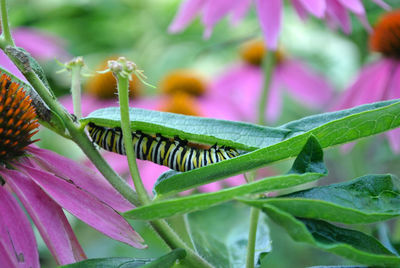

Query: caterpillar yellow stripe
[[87, 123, 240, 172]]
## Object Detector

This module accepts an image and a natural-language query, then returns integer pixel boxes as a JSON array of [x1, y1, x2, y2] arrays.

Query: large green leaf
[[240, 174, 400, 224], [187, 202, 271, 268], [81, 106, 290, 151], [59, 249, 186, 268], [124, 136, 326, 220], [154, 100, 400, 196], [260, 204, 400, 266]]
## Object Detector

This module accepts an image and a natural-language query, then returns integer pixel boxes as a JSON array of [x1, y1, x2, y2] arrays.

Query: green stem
[[246, 208, 260, 268], [70, 66, 82, 119], [247, 50, 277, 267], [151, 220, 213, 268], [0, 0, 14, 46], [116, 73, 150, 205], [257, 51, 276, 125], [2, 51, 141, 206]]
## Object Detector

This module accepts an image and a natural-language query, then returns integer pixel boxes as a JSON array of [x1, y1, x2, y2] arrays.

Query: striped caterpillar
[[87, 123, 240, 172]]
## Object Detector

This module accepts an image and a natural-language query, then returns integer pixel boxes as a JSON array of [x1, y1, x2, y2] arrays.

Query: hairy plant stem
[[0, 0, 14, 46], [0, 41, 141, 206], [116, 73, 150, 205], [257, 51, 276, 125], [247, 51, 277, 268], [70, 65, 82, 119]]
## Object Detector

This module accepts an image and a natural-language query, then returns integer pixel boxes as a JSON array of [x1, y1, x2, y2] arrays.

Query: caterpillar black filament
[[87, 123, 240, 172]]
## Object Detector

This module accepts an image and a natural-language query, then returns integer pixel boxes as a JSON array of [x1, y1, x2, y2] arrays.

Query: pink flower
[[0, 27, 69, 82], [0, 72, 144, 267], [210, 40, 334, 123], [333, 10, 400, 153], [169, 0, 390, 50]]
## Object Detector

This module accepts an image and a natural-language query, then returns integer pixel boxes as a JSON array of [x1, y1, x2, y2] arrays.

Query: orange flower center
[[370, 10, 400, 58], [240, 39, 284, 66], [159, 92, 201, 116], [159, 70, 206, 97], [85, 58, 141, 99], [0, 73, 39, 163]]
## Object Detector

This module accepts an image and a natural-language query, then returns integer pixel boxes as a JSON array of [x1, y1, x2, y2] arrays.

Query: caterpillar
[[87, 123, 240, 172]]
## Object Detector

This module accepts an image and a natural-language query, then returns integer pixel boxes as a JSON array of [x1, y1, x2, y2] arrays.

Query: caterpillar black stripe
[[87, 123, 240, 172]]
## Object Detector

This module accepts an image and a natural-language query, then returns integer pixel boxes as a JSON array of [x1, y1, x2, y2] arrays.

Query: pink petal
[[198, 96, 241, 121], [384, 62, 400, 153], [13, 27, 69, 61], [1, 169, 86, 265], [277, 59, 334, 108], [356, 13, 372, 33], [230, 0, 252, 25], [28, 147, 134, 212], [334, 59, 395, 110], [0, 183, 39, 268], [326, 0, 352, 34], [295, 0, 326, 18], [136, 160, 170, 192], [202, 0, 237, 38], [372, 0, 391, 11], [290, 0, 310, 20], [16, 163, 145, 249], [386, 128, 400, 153], [336, 0, 364, 14], [168, 0, 204, 33], [255, 0, 282, 50], [0, 50, 28, 83], [265, 74, 282, 122], [209, 64, 264, 122]]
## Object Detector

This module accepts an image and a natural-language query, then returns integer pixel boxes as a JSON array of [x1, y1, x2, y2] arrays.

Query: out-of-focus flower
[[168, 0, 390, 50], [333, 10, 400, 153], [210, 39, 334, 123], [0, 72, 144, 267], [0, 27, 69, 81]]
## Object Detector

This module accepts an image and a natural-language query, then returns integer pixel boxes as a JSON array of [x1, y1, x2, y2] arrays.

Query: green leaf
[[81, 107, 290, 151], [124, 136, 326, 220], [59, 249, 186, 268], [187, 202, 271, 268], [154, 100, 400, 196], [240, 174, 400, 224], [260, 204, 400, 266]]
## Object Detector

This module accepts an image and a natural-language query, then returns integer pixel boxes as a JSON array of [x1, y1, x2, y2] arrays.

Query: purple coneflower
[[0, 73, 144, 267], [168, 0, 390, 50], [210, 39, 334, 123], [334, 9, 400, 153]]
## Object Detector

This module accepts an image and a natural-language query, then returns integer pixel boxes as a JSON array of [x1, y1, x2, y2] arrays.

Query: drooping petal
[[372, 0, 391, 11], [28, 147, 133, 212], [1, 169, 86, 265], [335, 59, 395, 110], [168, 0, 204, 33], [209, 64, 263, 122], [384, 62, 400, 153], [295, 0, 326, 18], [230, 0, 252, 25], [16, 163, 146, 249], [265, 73, 282, 123], [278, 59, 334, 108], [290, 0, 309, 20], [13, 27, 69, 61], [326, 0, 352, 34], [336, 0, 364, 14], [202, 0, 237, 38], [255, 0, 282, 50], [0, 50, 27, 83], [0, 183, 39, 268]]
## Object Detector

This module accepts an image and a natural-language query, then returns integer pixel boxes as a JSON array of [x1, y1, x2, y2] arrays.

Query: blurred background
[[3, 0, 400, 267]]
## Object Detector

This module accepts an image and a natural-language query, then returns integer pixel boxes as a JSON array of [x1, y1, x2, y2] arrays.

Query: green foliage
[[59, 249, 186, 268]]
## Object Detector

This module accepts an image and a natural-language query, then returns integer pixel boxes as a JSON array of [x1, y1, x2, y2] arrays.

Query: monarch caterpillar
[[87, 123, 240, 172]]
